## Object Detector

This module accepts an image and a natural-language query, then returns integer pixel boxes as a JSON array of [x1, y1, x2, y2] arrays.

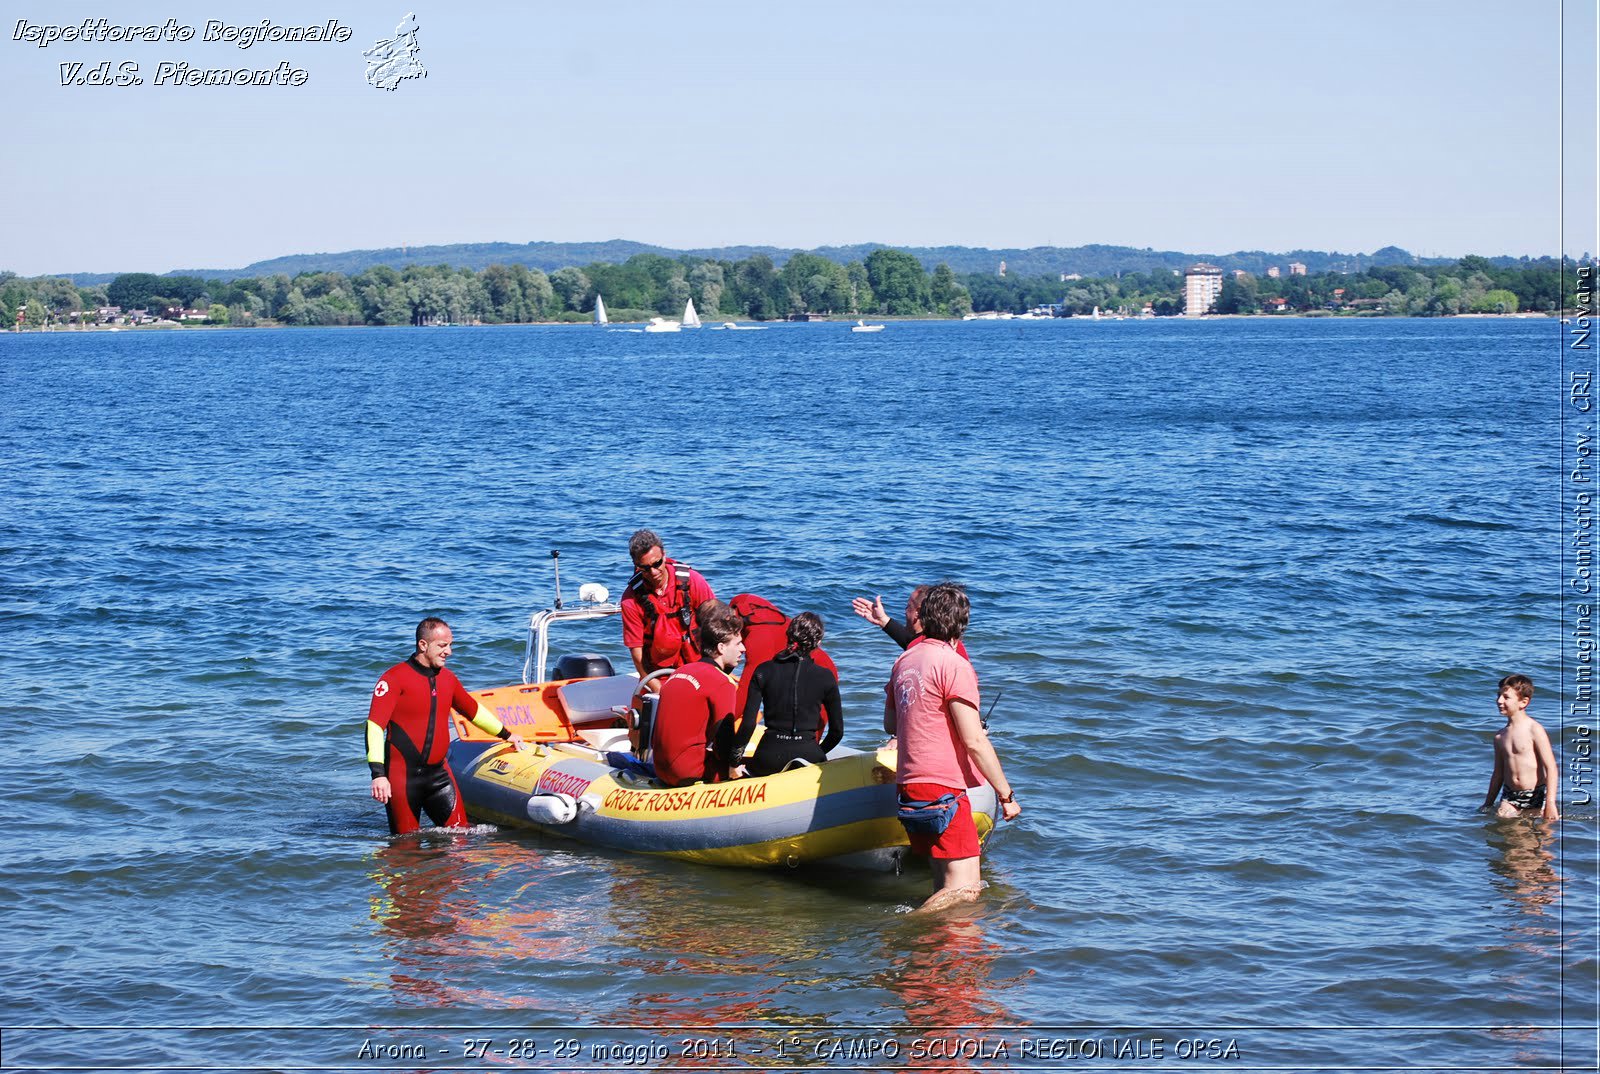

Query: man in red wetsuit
[[651, 601, 745, 787], [621, 529, 715, 690], [366, 617, 526, 835]]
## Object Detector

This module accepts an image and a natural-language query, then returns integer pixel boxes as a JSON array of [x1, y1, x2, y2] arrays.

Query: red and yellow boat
[[445, 593, 998, 870]]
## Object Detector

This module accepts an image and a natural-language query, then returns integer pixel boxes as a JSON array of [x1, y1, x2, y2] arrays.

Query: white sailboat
[[682, 299, 701, 329], [594, 295, 608, 325]]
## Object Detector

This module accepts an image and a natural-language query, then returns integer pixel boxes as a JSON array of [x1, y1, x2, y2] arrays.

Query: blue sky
[[1, 0, 1593, 275]]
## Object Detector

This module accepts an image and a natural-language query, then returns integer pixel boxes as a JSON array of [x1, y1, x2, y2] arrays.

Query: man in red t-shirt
[[884, 583, 1020, 912], [651, 601, 745, 787], [620, 528, 715, 690]]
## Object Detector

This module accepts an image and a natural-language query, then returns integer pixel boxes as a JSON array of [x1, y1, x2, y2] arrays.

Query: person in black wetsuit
[[731, 612, 843, 777]]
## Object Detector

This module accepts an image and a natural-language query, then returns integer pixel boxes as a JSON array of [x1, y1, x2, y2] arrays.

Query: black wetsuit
[[733, 649, 843, 776]]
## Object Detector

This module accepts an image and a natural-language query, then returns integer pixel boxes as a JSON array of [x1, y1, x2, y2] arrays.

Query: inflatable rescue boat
[[442, 584, 998, 870]]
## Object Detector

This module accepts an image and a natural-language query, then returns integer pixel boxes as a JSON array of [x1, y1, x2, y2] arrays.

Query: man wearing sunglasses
[[621, 528, 716, 691]]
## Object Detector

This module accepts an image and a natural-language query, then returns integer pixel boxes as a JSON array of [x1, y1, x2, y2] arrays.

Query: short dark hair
[[695, 599, 744, 652], [786, 611, 825, 654], [415, 617, 449, 644], [1499, 673, 1534, 701], [629, 529, 663, 563], [918, 582, 969, 641]]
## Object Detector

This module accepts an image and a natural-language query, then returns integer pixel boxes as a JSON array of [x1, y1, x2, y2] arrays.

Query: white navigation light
[[578, 582, 609, 604]]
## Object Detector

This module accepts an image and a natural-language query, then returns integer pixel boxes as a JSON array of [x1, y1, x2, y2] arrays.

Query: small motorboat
[[643, 317, 681, 333], [442, 565, 997, 870], [851, 320, 884, 333]]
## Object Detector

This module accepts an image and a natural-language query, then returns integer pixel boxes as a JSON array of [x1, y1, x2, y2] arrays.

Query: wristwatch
[[998, 790, 1016, 805]]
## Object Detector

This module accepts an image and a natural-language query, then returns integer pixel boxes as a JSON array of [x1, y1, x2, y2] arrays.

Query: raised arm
[[852, 595, 889, 627], [882, 618, 915, 649]]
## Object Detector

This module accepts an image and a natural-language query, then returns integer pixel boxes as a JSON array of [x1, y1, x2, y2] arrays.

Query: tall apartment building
[[1288, 262, 1307, 276], [1184, 263, 1225, 316]]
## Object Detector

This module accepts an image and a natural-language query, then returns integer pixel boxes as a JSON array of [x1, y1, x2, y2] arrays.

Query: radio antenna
[[551, 549, 562, 608], [981, 688, 1002, 730]]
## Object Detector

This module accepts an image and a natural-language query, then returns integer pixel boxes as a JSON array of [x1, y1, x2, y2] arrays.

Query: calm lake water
[[2, 317, 1594, 1072]]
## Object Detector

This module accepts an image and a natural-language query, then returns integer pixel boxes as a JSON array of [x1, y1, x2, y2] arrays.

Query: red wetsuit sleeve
[[706, 670, 737, 781], [366, 663, 405, 731], [653, 671, 710, 787], [715, 667, 738, 719], [365, 662, 410, 778]]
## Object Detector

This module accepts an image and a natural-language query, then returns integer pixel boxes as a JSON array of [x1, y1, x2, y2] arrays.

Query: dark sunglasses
[[635, 557, 665, 571]]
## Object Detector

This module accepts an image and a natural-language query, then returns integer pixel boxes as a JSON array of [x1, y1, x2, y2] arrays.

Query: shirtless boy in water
[[1481, 674, 1560, 822]]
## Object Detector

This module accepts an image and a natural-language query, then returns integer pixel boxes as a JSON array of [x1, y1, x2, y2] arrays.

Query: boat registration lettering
[[602, 783, 768, 814], [493, 703, 535, 726], [535, 770, 593, 799]]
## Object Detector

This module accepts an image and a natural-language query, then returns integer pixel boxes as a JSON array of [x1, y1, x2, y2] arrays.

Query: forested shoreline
[[0, 250, 1576, 328]]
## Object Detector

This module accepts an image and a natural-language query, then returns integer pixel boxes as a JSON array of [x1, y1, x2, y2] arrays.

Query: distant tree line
[[0, 253, 1578, 328]]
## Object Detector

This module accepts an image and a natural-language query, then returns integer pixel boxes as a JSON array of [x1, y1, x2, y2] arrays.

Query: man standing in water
[[621, 529, 715, 690], [366, 617, 526, 835], [885, 583, 1020, 912]]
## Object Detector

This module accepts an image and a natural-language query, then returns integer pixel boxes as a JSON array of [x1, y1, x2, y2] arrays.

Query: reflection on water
[[1484, 819, 1565, 951], [600, 858, 826, 1033], [587, 856, 1031, 1065], [875, 907, 1027, 1074], [1480, 818, 1566, 1068], [366, 833, 589, 1008]]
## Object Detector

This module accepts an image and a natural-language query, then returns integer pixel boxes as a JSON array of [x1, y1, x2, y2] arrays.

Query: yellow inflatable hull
[[447, 738, 997, 871]]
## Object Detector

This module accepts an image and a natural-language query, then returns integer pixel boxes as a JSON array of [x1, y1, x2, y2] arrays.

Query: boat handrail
[[522, 602, 623, 684]]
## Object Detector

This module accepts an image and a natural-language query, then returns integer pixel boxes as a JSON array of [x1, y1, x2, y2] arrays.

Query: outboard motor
[[552, 653, 615, 680]]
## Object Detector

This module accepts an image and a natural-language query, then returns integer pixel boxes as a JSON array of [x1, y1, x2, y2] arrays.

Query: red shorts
[[902, 781, 980, 860]]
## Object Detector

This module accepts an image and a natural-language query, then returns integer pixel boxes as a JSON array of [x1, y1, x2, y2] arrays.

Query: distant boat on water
[[594, 295, 608, 325], [682, 299, 701, 329], [851, 320, 884, 333], [644, 316, 681, 333]]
